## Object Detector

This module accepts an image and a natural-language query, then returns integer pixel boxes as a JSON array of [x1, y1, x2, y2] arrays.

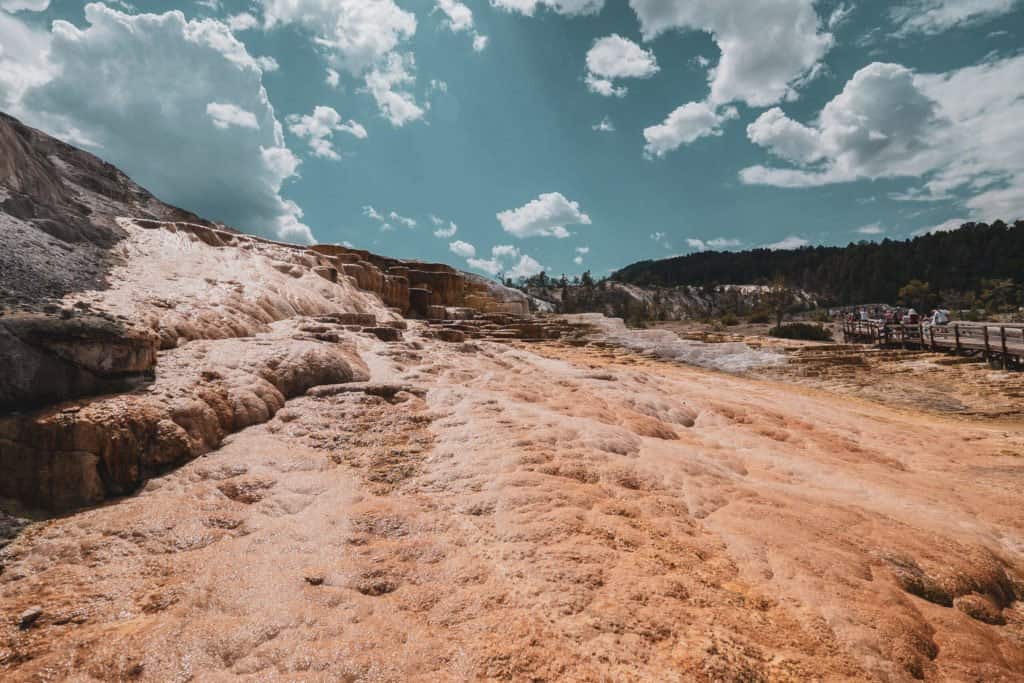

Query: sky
[[1, 0, 1023, 280]]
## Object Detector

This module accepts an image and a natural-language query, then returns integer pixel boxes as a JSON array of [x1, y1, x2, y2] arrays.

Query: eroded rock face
[[0, 330, 368, 512], [0, 313, 158, 413]]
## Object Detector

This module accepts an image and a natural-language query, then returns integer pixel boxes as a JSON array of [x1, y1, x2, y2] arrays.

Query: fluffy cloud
[[259, 0, 415, 74], [1, 0, 49, 9], [855, 223, 885, 235], [891, 0, 1018, 34], [491, 0, 604, 17], [431, 215, 458, 237], [465, 243, 540, 279], [741, 57, 1024, 221], [364, 205, 416, 230], [585, 34, 658, 97], [650, 231, 671, 250], [573, 246, 588, 265], [687, 237, 741, 250], [592, 116, 615, 132], [389, 210, 416, 228], [507, 253, 544, 278], [497, 192, 592, 239], [466, 257, 502, 275], [363, 53, 425, 127], [629, 0, 832, 108], [434, 223, 457, 238], [912, 217, 969, 236], [628, 0, 831, 157], [435, 0, 489, 50], [207, 103, 260, 130], [763, 235, 810, 250], [745, 107, 823, 164], [227, 12, 259, 31], [286, 106, 367, 160], [584, 74, 626, 98], [3, 3, 312, 243], [257, 0, 422, 125], [449, 239, 476, 257], [0, 10, 54, 112], [643, 102, 738, 158]]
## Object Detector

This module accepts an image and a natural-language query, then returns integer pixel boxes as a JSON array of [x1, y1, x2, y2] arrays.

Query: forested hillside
[[613, 221, 1024, 307]]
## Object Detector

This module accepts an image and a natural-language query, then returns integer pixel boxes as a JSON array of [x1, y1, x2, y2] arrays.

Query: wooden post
[[954, 324, 961, 355], [984, 325, 991, 362], [917, 323, 923, 349], [929, 325, 935, 350], [1001, 326, 1009, 370]]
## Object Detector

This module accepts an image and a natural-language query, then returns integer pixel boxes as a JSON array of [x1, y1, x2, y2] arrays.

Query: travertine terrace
[[2, 115, 1024, 682]]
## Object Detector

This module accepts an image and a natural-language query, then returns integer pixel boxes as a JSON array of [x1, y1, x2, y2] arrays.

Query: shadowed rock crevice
[[0, 335, 368, 512]]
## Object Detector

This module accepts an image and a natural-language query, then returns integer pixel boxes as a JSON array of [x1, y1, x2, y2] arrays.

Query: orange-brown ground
[[3, 329, 1023, 682], [656, 319, 1024, 421]]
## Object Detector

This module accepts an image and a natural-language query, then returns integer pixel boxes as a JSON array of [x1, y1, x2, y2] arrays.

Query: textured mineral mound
[[1, 113, 1023, 682]]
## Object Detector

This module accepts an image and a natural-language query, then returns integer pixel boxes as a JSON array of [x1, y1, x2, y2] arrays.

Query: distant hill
[[612, 221, 1024, 306]]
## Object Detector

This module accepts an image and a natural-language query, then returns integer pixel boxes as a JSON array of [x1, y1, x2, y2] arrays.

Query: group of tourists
[[846, 307, 950, 327]]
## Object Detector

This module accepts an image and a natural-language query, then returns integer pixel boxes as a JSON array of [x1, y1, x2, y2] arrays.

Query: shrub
[[769, 323, 833, 341], [720, 313, 739, 326], [748, 311, 771, 324]]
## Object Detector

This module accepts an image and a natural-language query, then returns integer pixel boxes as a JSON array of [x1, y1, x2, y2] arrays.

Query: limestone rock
[[0, 313, 158, 413], [0, 333, 368, 512]]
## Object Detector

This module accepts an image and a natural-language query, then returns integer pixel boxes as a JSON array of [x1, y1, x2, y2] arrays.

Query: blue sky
[[1, 1, 1023, 279]]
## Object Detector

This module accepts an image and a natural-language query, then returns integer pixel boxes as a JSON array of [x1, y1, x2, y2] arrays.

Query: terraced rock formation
[[2, 112, 1023, 681]]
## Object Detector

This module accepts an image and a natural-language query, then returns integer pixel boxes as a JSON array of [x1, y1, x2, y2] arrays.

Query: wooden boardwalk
[[842, 320, 1024, 370]]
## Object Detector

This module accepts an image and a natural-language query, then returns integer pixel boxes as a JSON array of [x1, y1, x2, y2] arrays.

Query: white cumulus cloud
[[584, 74, 626, 98], [492, 244, 519, 258], [1, 0, 49, 9], [687, 237, 741, 250], [630, 0, 831, 157], [891, 0, 1019, 34], [507, 253, 544, 278], [763, 235, 810, 250], [629, 0, 832, 108], [497, 192, 592, 239], [257, 0, 422, 126], [912, 217, 970, 236], [491, 0, 604, 17], [435, 0, 489, 52], [741, 56, 1024, 221], [363, 53, 425, 127], [3, 3, 313, 243], [449, 239, 476, 257], [227, 12, 259, 31], [467, 257, 503, 275], [433, 218, 457, 237], [855, 223, 885, 235], [644, 102, 738, 158], [389, 210, 416, 228], [592, 116, 615, 132], [207, 102, 260, 130], [584, 34, 658, 97], [286, 105, 367, 160]]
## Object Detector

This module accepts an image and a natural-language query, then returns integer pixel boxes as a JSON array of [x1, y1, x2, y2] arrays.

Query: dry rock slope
[[1, 112, 1023, 682]]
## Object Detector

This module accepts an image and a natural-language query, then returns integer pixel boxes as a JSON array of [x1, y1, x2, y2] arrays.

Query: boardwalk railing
[[841, 320, 1024, 370]]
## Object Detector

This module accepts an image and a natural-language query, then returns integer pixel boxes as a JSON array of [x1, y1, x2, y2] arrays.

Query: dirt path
[[2, 335, 1023, 681]]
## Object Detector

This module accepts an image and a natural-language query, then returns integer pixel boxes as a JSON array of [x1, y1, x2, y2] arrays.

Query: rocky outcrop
[[309, 244, 526, 316], [0, 313, 157, 413], [0, 331, 368, 512], [0, 113, 219, 308]]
